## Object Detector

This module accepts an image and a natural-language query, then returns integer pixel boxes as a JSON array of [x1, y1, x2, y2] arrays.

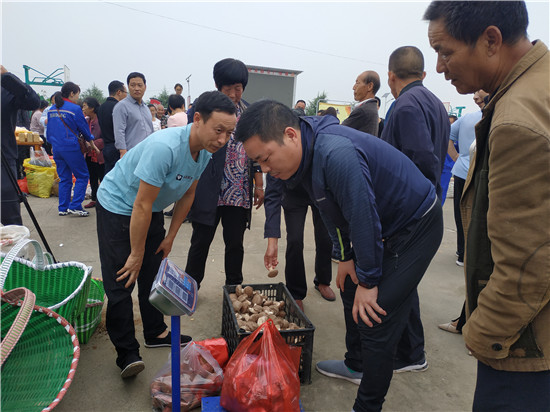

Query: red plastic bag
[[150, 342, 224, 412], [17, 178, 29, 194], [220, 319, 300, 412], [195, 337, 229, 369]]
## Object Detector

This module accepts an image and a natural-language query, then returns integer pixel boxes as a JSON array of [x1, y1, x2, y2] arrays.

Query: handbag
[[56, 108, 88, 154]]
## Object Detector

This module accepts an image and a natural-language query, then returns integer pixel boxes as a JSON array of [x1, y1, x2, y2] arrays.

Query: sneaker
[[393, 356, 429, 373], [84, 201, 96, 208], [68, 208, 90, 217], [120, 358, 145, 379], [316, 360, 363, 385], [144, 331, 192, 348], [59, 210, 69, 216], [456, 260, 464, 267]]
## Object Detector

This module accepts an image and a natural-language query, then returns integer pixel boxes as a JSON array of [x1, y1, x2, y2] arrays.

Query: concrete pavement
[[14, 193, 475, 412]]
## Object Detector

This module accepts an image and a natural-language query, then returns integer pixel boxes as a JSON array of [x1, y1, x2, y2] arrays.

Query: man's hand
[[352, 285, 387, 327], [336, 260, 359, 292], [264, 238, 278, 269], [254, 187, 265, 209], [156, 237, 174, 259], [116, 252, 144, 288]]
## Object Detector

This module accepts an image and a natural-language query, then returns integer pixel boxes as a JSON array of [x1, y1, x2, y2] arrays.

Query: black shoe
[[119, 354, 145, 379], [144, 331, 192, 348]]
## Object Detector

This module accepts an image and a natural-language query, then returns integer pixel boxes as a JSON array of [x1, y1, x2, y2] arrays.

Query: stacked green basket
[[73, 278, 105, 343], [0, 239, 91, 325]]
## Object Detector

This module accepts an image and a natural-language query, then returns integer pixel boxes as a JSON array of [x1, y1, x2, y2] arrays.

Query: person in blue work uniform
[[96, 91, 236, 379], [235, 100, 443, 412]]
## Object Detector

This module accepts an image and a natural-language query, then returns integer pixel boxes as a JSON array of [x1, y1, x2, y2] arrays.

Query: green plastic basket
[[0, 239, 92, 324], [1, 287, 80, 411], [73, 278, 105, 344]]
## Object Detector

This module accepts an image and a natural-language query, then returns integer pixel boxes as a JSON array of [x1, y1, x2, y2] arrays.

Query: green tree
[[81, 83, 106, 104], [150, 87, 170, 107], [305, 91, 327, 116]]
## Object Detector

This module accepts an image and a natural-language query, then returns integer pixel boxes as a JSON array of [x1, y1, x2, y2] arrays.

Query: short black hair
[[296, 99, 306, 105], [168, 94, 186, 112], [364, 71, 381, 95], [213, 58, 248, 90], [423, 1, 529, 46], [323, 107, 338, 118], [174, 83, 183, 89], [449, 114, 458, 121], [108, 80, 125, 96], [39, 100, 49, 110], [235, 100, 300, 145], [127, 72, 146, 85], [83, 97, 100, 113], [194, 90, 236, 123], [388, 46, 424, 80], [147, 103, 156, 109]]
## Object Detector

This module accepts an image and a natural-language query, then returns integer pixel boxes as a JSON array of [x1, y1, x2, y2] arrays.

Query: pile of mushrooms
[[230, 285, 301, 332]]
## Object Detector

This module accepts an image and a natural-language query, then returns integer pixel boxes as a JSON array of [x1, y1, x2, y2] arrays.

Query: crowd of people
[[1, 1, 548, 411]]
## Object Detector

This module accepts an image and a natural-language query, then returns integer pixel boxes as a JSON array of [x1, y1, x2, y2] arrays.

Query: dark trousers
[[85, 156, 105, 201], [473, 361, 550, 412], [283, 201, 332, 300], [1, 158, 22, 226], [102, 143, 119, 175], [453, 175, 466, 261], [96, 202, 167, 366], [341, 202, 443, 412], [185, 206, 247, 287]]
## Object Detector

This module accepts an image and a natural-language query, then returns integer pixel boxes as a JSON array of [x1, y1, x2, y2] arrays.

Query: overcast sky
[[3, 1, 549, 116]]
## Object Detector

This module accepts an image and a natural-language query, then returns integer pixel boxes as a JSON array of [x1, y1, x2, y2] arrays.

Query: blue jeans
[[473, 361, 550, 412], [342, 202, 443, 412], [53, 149, 89, 212]]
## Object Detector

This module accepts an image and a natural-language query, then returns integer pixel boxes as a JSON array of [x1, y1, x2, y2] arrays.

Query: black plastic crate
[[221, 282, 315, 384]]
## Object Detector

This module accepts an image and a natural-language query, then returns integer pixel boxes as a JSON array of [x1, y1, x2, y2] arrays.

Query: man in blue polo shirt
[[235, 100, 443, 411], [96, 91, 236, 379]]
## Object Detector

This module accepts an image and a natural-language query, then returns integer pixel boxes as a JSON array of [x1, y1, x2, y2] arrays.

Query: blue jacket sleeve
[[318, 140, 384, 285], [263, 174, 284, 239]]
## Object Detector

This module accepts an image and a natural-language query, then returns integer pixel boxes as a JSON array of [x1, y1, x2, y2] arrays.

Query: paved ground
[[12, 192, 475, 412]]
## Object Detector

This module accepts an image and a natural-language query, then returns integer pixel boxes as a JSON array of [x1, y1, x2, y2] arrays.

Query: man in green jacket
[[424, 2, 549, 410]]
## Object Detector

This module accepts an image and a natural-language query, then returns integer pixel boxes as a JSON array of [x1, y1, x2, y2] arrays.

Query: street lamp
[[185, 74, 192, 108]]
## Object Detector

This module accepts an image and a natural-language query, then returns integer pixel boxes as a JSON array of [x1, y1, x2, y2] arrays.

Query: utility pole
[[186, 74, 192, 108]]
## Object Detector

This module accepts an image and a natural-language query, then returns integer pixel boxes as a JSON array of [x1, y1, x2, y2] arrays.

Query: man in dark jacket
[[1, 66, 40, 225], [236, 101, 443, 411], [343, 70, 381, 136], [380, 46, 450, 373], [97, 80, 127, 174]]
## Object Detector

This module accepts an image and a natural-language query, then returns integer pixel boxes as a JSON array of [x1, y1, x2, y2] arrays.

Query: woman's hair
[[174, 83, 183, 90], [55, 81, 80, 108], [213, 58, 248, 90], [83, 97, 100, 114], [168, 94, 186, 113]]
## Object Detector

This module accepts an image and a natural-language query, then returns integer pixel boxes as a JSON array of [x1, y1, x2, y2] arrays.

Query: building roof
[[246, 65, 302, 77]]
